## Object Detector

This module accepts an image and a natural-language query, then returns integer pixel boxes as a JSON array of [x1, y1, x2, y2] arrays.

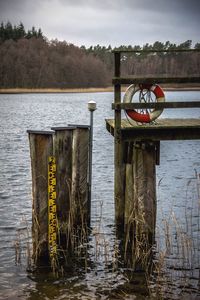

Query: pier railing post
[[114, 51, 125, 232]]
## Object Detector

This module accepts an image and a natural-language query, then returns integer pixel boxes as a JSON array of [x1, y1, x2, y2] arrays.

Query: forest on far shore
[[0, 22, 200, 89]]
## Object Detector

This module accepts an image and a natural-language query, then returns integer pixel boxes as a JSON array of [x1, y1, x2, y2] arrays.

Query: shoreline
[[0, 86, 200, 94], [0, 87, 114, 94]]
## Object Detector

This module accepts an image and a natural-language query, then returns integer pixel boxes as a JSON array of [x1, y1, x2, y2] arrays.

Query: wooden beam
[[122, 127, 200, 141], [112, 76, 200, 85], [112, 48, 200, 53], [112, 101, 200, 110], [114, 52, 125, 231]]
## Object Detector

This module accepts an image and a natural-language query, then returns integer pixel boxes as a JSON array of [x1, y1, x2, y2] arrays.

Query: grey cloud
[[0, 0, 199, 46]]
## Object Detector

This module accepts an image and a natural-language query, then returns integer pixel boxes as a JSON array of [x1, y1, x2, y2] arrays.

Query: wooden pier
[[27, 48, 200, 271], [107, 48, 200, 268], [106, 118, 200, 141]]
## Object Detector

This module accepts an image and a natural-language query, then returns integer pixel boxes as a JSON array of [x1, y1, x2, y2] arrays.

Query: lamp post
[[88, 101, 97, 223]]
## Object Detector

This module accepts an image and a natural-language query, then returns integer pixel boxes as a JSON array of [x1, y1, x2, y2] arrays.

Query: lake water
[[0, 91, 199, 299]]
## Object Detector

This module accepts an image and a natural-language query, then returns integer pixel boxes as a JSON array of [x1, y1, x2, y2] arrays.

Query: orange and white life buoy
[[123, 84, 165, 123]]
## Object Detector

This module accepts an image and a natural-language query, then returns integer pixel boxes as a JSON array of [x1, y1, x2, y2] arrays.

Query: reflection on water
[[0, 91, 199, 299]]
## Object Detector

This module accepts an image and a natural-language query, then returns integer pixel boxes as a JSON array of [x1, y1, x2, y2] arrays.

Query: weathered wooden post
[[51, 125, 90, 253], [28, 123, 90, 267], [71, 126, 90, 227], [124, 141, 157, 268], [27, 130, 53, 265], [114, 51, 125, 232], [51, 127, 74, 251]]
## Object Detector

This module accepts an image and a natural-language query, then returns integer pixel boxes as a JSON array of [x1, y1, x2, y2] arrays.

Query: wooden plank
[[68, 124, 90, 129], [28, 131, 53, 264], [122, 126, 200, 141], [112, 76, 200, 85], [27, 130, 54, 135], [112, 101, 200, 110], [105, 118, 200, 141], [106, 118, 200, 129], [52, 128, 74, 250], [112, 49, 200, 54], [51, 126, 76, 130]]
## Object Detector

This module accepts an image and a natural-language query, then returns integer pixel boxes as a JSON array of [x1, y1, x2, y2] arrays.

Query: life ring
[[123, 84, 165, 123]]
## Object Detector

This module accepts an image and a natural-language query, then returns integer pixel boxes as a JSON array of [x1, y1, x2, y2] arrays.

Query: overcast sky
[[0, 0, 199, 47]]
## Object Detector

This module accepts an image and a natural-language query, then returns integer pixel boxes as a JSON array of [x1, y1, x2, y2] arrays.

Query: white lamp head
[[88, 100, 97, 111]]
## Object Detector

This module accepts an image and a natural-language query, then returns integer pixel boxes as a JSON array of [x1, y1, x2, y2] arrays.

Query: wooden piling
[[51, 127, 74, 250], [123, 141, 157, 268], [28, 124, 90, 265], [71, 127, 90, 229], [133, 142, 156, 238], [27, 130, 53, 264], [106, 117, 200, 246], [124, 144, 134, 229]]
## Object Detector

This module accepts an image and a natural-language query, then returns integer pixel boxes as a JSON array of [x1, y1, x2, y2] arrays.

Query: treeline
[[0, 23, 109, 88], [82, 40, 200, 77], [0, 22, 44, 42], [0, 38, 109, 88], [0, 22, 200, 89]]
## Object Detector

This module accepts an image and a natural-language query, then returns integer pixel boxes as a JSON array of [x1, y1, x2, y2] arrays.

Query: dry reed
[[14, 171, 200, 298]]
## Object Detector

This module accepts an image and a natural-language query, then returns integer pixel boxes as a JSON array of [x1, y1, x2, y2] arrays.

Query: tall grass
[[14, 215, 32, 269], [14, 171, 200, 298], [147, 170, 200, 299]]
